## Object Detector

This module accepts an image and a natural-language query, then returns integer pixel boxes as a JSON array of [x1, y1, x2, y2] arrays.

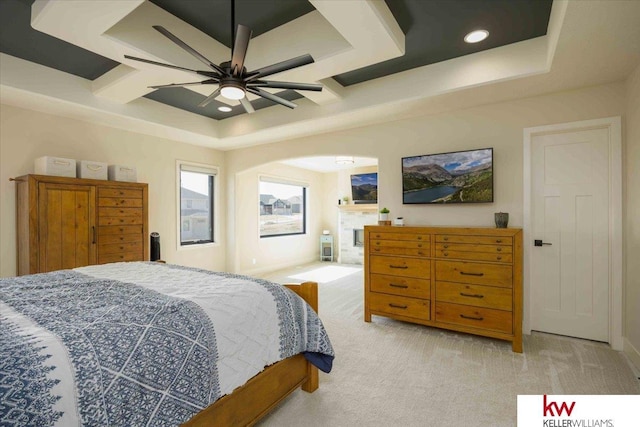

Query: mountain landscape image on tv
[[402, 148, 493, 204], [351, 173, 378, 204]]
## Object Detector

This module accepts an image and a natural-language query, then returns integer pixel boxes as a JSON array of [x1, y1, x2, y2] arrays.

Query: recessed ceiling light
[[464, 29, 489, 43], [218, 106, 232, 112]]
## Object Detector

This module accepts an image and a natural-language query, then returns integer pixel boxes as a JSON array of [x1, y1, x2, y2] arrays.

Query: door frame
[[523, 116, 622, 350]]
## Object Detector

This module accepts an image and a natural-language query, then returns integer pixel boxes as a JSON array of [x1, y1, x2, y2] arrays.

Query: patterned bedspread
[[0, 262, 334, 426]]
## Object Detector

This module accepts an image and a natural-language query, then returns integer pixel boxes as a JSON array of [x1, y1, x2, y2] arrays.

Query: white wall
[[0, 104, 226, 277], [624, 64, 640, 370]]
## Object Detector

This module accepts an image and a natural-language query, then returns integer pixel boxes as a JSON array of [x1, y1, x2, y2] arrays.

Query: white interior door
[[530, 128, 610, 342]]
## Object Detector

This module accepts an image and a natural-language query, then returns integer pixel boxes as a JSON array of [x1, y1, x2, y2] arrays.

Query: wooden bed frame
[[183, 281, 320, 426]]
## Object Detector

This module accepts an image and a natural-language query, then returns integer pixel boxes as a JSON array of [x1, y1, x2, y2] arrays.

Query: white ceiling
[[1, 0, 640, 152], [280, 156, 378, 173]]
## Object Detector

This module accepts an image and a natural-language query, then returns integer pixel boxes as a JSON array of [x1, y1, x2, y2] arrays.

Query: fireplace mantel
[[338, 204, 378, 213]]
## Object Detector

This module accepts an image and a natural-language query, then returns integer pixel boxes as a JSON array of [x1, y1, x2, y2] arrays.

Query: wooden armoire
[[15, 174, 148, 275]]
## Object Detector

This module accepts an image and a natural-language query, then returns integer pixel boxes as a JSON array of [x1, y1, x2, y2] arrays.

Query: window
[[179, 162, 216, 246], [259, 178, 306, 238]]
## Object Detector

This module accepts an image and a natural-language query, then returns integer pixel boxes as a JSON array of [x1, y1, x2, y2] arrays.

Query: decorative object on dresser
[[34, 156, 76, 177], [364, 225, 523, 352], [379, 207, 391, 225], [13, 174, 148, 275], [494, 212, 509, 228]]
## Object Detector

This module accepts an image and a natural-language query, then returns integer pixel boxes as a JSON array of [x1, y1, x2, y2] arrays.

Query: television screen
[[350, 173, 378, 204], [402, 148, 493, 204]]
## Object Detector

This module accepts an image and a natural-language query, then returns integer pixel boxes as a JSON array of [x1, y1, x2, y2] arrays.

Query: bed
[[0, 261, 334, 426]]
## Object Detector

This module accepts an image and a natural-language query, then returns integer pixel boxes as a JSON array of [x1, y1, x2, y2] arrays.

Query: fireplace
[[353, 229, 364, 247]]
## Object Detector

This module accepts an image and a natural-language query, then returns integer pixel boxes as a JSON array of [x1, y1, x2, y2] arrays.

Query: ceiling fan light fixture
[[335, 156, 354, 165], [464, 29, 489, 43], [220, 85, 245, 100]]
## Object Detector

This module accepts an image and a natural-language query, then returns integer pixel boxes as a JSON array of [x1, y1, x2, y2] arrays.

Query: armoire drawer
[[435, 302, 512, 334], [98, 216, 144, 226], [370, 292, 430, 321], [98, 225, 143, 236], [369, 239, 430, 257], [435, 260, 512, 288], [98, 188, 144, 199], [370, 255, 430, 279], [370, 274, 430, 299], [436, 281, 512, 311], [98, 251, 143, 264], [98, 233, 142, 245], [99, 207, 144, 219], [98, 197, 144, 208], [98, 241, 143, 255]]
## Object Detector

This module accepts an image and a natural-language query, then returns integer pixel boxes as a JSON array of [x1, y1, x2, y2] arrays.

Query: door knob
[[534, 239, 552, 246]]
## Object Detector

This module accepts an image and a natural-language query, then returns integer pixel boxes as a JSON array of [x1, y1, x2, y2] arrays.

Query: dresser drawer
[[98, 225, 143, 236], [98, 241, 143, 255], [436, 260, 512, 288], [436, 281, 512, 311], [436, 235, 512, 246], [435, 242, 512, 254], [370, 255, 430, 279], [370, 293, 430, 321], [369, 231, 429, 242], [370, 274, 430, 299], [370, 246, 430, 257], [435, 302, 512, 334], [98, 197, 143, 208], [98, 251, 143, 264], [436, 249, 512, 263], [99, 188, 143, 199]]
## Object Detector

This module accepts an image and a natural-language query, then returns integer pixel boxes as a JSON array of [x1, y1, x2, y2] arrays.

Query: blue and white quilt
[[0, 262, 334, 426]]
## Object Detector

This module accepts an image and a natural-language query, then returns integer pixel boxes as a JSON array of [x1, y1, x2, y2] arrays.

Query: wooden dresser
[[15, 174, 148, 275], [364, 225, 523, 352]]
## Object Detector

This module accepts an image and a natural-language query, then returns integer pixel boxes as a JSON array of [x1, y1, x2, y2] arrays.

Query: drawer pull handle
[[390, 265, 408, 269], [389, 303, 408, 309], [374, 248, 380, 252], [443, 237, 449, 241], [389, 283, 409, 289], [443, 245, 449, 248], [460, 271, 484, 277], [497, 256, 502, 260], [496, 239, 503, 243], [460, 292, 484, 299], [418, 251, 424, 255], [460, 314, 484, 321], [497, 247, 502, 252], [443, 252, 449, 256], [417, 236, 422, 240], [417, 244, 422, 248]]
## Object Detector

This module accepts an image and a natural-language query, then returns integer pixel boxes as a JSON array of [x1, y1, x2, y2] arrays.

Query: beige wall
[[0, 104, 226, 277], [226, 82, 627, 257], [234, 162, 326, 275], [624, 64, 640, 368]]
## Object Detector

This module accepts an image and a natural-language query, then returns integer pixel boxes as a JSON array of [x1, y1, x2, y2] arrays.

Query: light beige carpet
[[257, 263, 640, 427]]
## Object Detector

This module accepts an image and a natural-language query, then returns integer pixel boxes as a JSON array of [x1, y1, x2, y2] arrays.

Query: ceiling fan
[[124, 2, 322, 114]]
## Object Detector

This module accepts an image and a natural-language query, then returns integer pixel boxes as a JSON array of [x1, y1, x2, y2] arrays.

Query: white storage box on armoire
[[34, 156, 76, 177], [77, 160, 108, 180], [108, 165, 137, 182]]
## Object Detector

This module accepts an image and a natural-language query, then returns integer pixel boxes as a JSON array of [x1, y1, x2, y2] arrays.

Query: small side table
[[320, 235, 333, 261]]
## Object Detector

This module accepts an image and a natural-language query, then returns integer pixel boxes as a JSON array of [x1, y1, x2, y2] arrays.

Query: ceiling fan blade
[[149, 79, 218, 89], [153, 25, 226, 75], [240, 97, 255, 114], [247, 54, 315, 80], [231, 25, 252, 77], [247, 88, 297, 109], [198, 87, 222, 107], [124, 55, 206, 76], [247, 80, 322, 92]]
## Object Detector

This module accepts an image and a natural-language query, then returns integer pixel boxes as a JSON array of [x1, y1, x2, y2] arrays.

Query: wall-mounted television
[[402, 148, 493, 204], [350, 173, 378, 204]]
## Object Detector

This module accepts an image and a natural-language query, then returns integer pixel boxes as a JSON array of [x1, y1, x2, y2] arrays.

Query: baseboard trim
[[239, 256, 318, 277], [623, 337, 640, 377]]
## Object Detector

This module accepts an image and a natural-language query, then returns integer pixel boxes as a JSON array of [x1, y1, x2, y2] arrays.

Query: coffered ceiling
[[1, 0, 639, 150]]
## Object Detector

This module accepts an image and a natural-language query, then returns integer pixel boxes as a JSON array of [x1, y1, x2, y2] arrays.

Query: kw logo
[[543, 395, 576, 417]]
